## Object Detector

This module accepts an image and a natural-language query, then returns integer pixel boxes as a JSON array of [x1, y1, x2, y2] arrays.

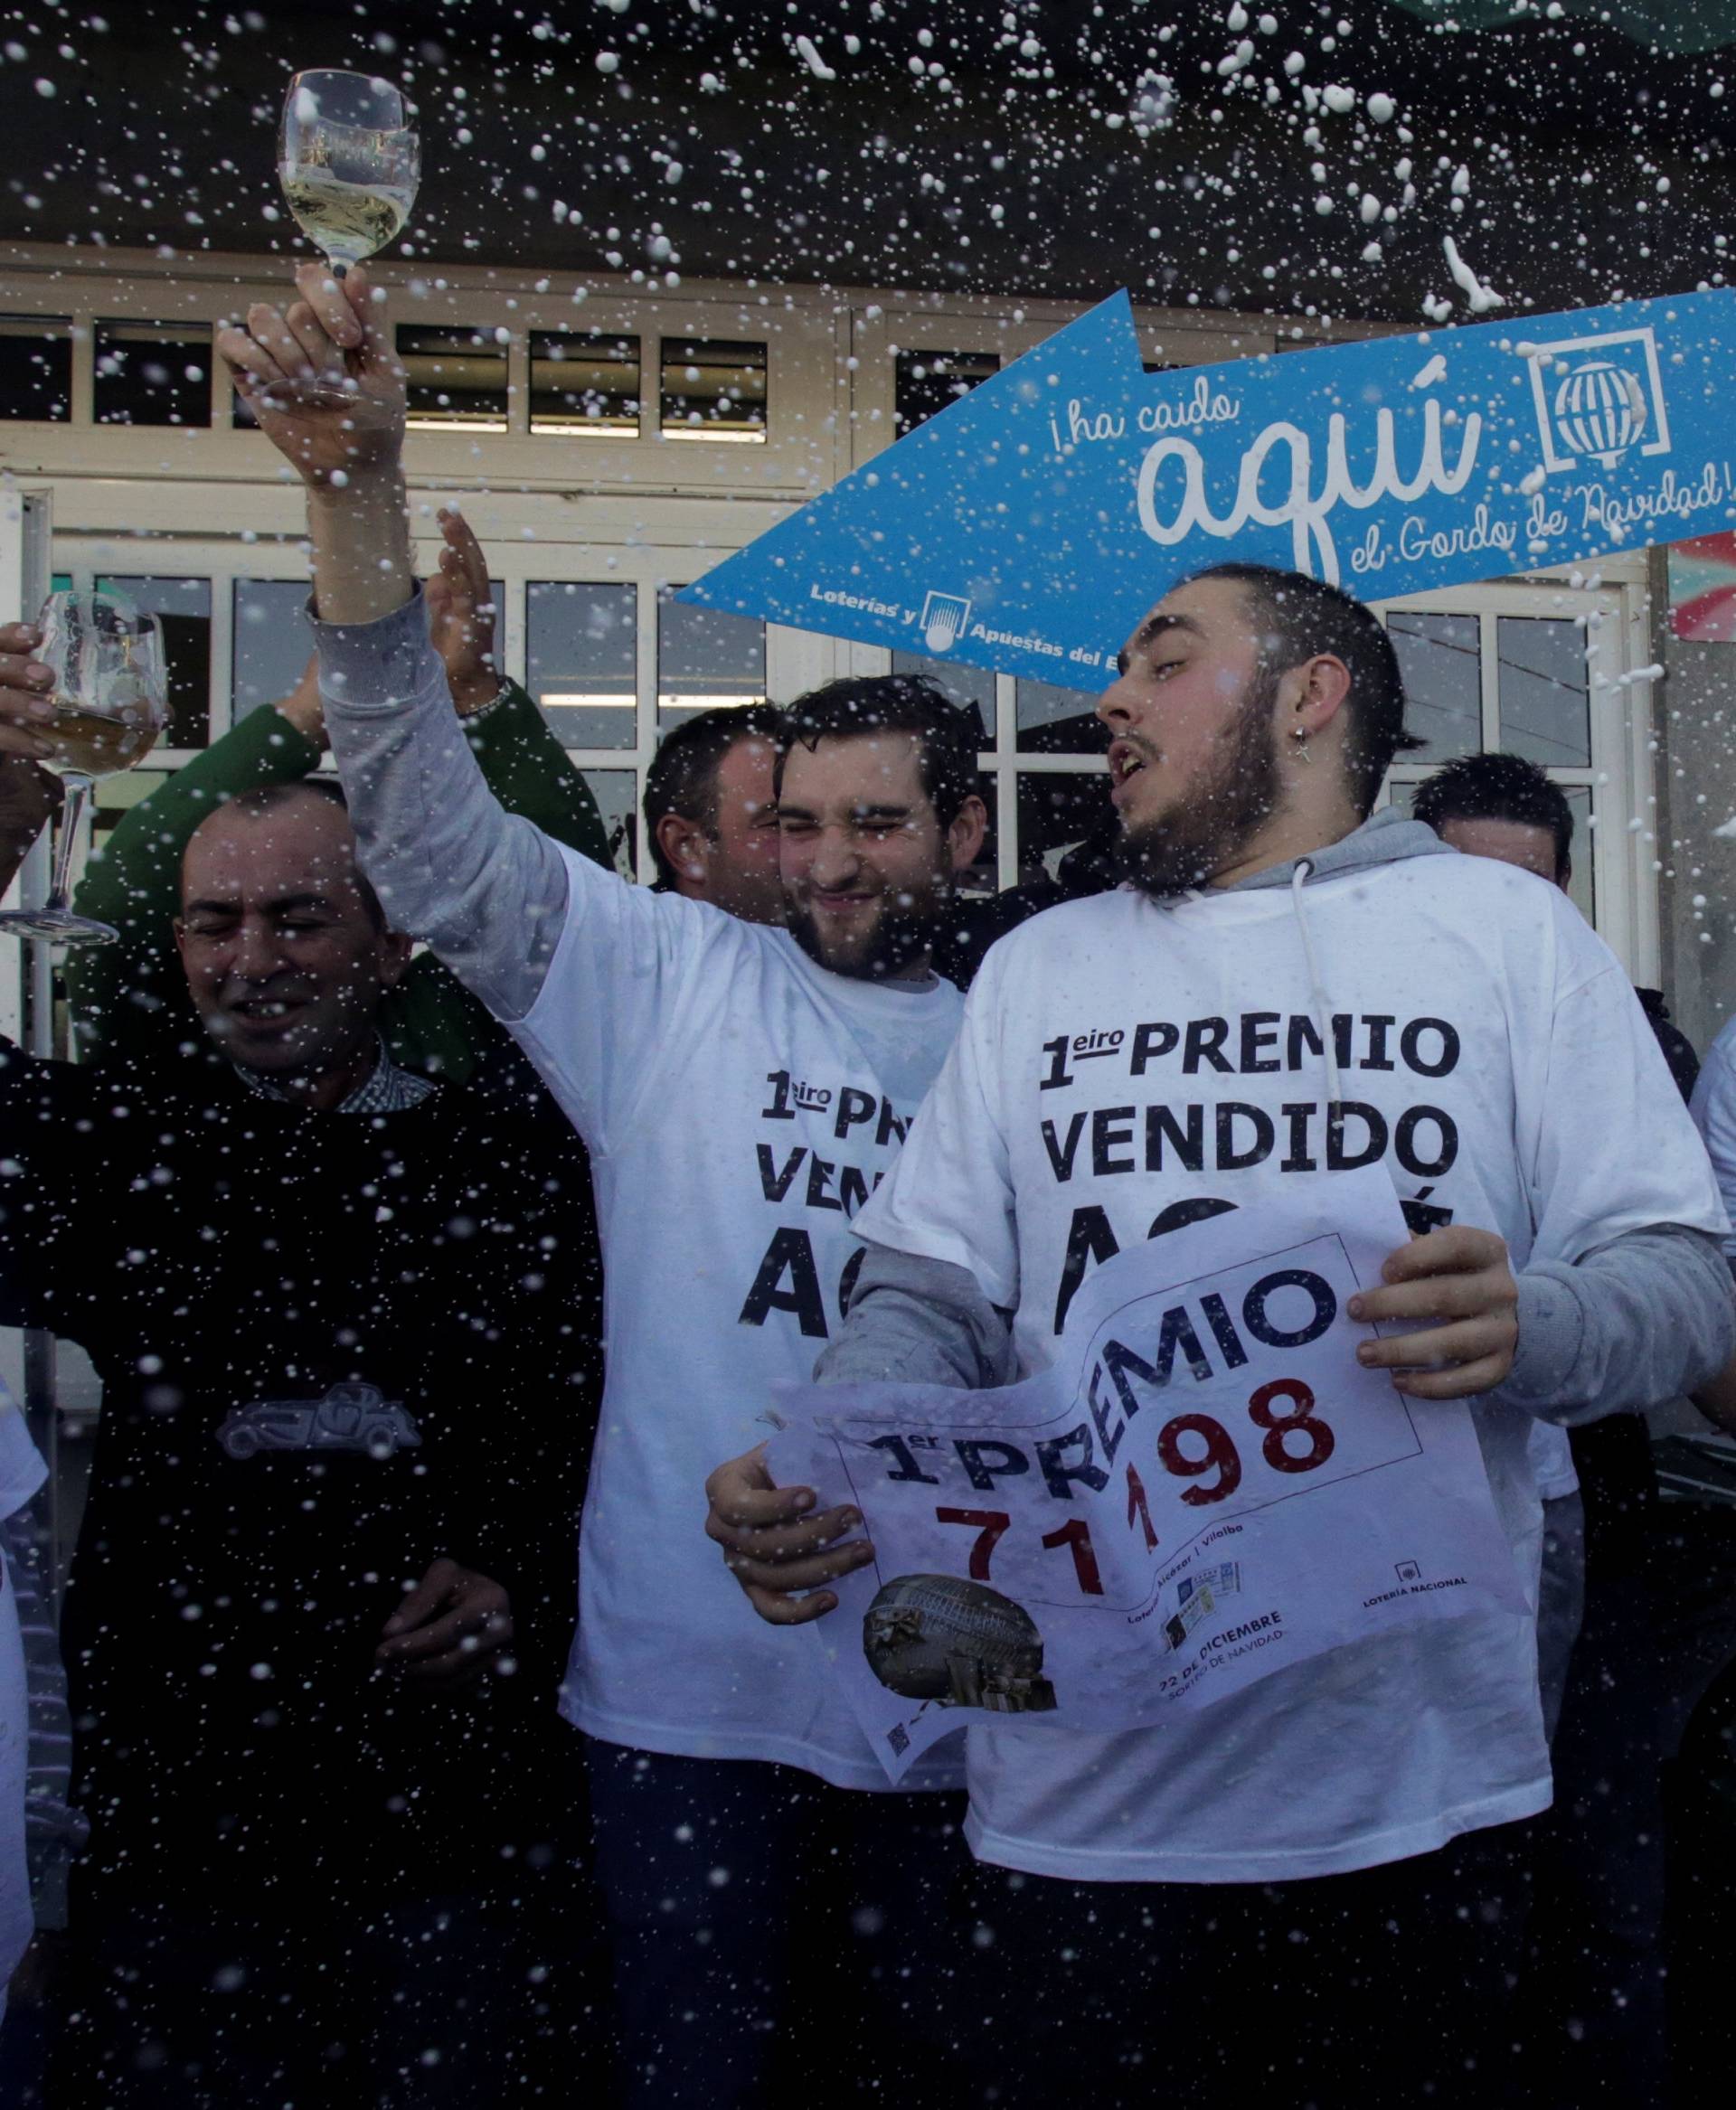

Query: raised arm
[[61, 515, 608, 1070], [426, 506, 612, 869], [218, 267, 571, 1021]]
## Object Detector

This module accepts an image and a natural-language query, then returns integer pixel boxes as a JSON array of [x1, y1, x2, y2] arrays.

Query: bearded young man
[[216, 264, 988, 2110], [707, 563, 1734, 2105]]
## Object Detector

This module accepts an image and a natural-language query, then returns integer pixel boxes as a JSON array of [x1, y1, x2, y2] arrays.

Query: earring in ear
[[1292, 725, 1312, 763]]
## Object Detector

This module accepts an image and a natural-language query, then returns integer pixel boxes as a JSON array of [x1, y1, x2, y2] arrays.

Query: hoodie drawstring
[[1289, 860, 1344, 1151]]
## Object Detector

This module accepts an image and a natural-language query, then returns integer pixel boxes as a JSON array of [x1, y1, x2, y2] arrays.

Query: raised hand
[[426, 508, 502, 716], [217, 262, 406, 490]]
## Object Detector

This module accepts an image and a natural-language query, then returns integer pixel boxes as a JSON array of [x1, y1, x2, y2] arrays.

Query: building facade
[[0, 236, 1718, 1582], [0, 240, 1682, 1015]]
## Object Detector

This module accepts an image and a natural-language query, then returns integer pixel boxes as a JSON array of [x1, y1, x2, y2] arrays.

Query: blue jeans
[[583, 1739, 972, 2108]]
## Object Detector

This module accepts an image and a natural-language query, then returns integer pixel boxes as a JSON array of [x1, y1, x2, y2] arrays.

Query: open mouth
[[1109, 740, 1149, 787]]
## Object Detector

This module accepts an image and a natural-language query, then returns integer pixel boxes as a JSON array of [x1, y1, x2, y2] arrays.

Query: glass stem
[[329, 257, 349, 280], [47, 774, 92, 914]]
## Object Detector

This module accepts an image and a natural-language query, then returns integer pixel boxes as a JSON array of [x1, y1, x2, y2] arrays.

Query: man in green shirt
[[69, 509, 610, 1085]]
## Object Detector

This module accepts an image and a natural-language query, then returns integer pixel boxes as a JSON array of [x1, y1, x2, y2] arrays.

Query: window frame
[[13, 249, 1660, 978]]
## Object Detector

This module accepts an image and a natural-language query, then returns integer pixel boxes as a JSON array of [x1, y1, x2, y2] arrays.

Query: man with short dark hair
[[0, 636, 606, 2100], [1415, 749, 1698, 1094], [216, 264, 989, 2107], [643, 702, 785, 922], [1415, 745, 1700, 2105], [710, 562, 1733, 2105], [773, 674, 986, 975]]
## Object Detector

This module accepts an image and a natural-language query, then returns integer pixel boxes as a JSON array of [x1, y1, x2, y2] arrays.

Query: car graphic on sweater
[[216, 1382, 423, 1462]]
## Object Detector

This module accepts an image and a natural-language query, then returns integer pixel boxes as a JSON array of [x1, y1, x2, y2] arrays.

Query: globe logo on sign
[[1523, 326, 1672, 477], [1552, 361, 1647, 468]]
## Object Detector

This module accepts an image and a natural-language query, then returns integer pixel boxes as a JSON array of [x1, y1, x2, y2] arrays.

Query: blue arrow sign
[[680, 288, 1736, 694]]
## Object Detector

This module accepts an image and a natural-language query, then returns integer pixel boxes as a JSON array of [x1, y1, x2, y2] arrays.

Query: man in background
[[1415, 750, 1697, 1094], [1414, 748, 1702, 2108], [642, 702, 786, 922]]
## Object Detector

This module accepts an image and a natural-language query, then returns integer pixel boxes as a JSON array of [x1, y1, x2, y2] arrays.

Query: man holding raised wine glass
[[0, 596, 611, 2101], [216, 260, 993, 2110]]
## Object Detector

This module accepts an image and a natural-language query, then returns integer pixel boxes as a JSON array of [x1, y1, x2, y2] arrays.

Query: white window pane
[[892, 651, 995, 743], [1016, 770, 1116, 886], [657, 598, 764, 730], [233, 580, 314, 721], [528, 582, 637, 750], [1015, 678, 1109, 758], [1387, 611, 1481, 761], [1561, 785, 1594, 924], [580, 768, 640, 882], [1497, 617, 1592, 768], [98, 575, 211, 748]]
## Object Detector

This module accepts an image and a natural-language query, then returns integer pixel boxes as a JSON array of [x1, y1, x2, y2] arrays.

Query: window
[[659, 338, 767, 442], [96, 576, 210, 748], [526, 581, 637, 749], [657, 598, 765, 729], [1016, 770, 1116, 889], [1015, 676, 1109, 758], [1496, 617, 1591, 768], [1387, 611, 1481, 761], [0, 316, 71, 420], [580, 768, 640, 882], [530, 331, 640, 437], [397, 325, 509, 431], [894, 350, 999, 436], [1560, 784, 1594, 924], [233, 580, 314, 722], [93, 322, 212, 427], [1381, 587, 1629, 959], [892, 650, 995, 743]]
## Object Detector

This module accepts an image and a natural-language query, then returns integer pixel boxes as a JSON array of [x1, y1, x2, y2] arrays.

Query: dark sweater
[[0, 1039, 600, 1908]]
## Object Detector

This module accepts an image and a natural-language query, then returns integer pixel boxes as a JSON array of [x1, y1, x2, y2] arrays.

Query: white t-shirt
[[1529, 1421, 1579, 1504], [516, 848, 965, 1788], [1690, 1013, 1736, 1258], [0, 1390, 46, 2004], [854, 852, 1726, 1880]]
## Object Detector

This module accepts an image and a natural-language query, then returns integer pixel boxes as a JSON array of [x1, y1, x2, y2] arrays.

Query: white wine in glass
[[0, 590, 170, 947], [278, 69, 420, 278]]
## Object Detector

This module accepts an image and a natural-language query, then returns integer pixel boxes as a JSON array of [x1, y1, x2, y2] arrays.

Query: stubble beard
[[786, 881, 944, 984], [1114, 665, 1284, 901]]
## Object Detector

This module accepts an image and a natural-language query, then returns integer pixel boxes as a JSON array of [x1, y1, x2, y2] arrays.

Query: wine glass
[[274, 71, 419, 415], [0, 590, 169, 947], [278, 70, 420, 279]]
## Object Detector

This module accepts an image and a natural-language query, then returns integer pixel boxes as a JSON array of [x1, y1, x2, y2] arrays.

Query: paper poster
[[767, 1165, 1526, 1783], [684, 287, 1736, 691]]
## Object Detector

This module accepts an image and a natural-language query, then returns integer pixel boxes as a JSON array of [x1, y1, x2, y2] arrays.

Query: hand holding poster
[[767, 1166, 1527, 1784]]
